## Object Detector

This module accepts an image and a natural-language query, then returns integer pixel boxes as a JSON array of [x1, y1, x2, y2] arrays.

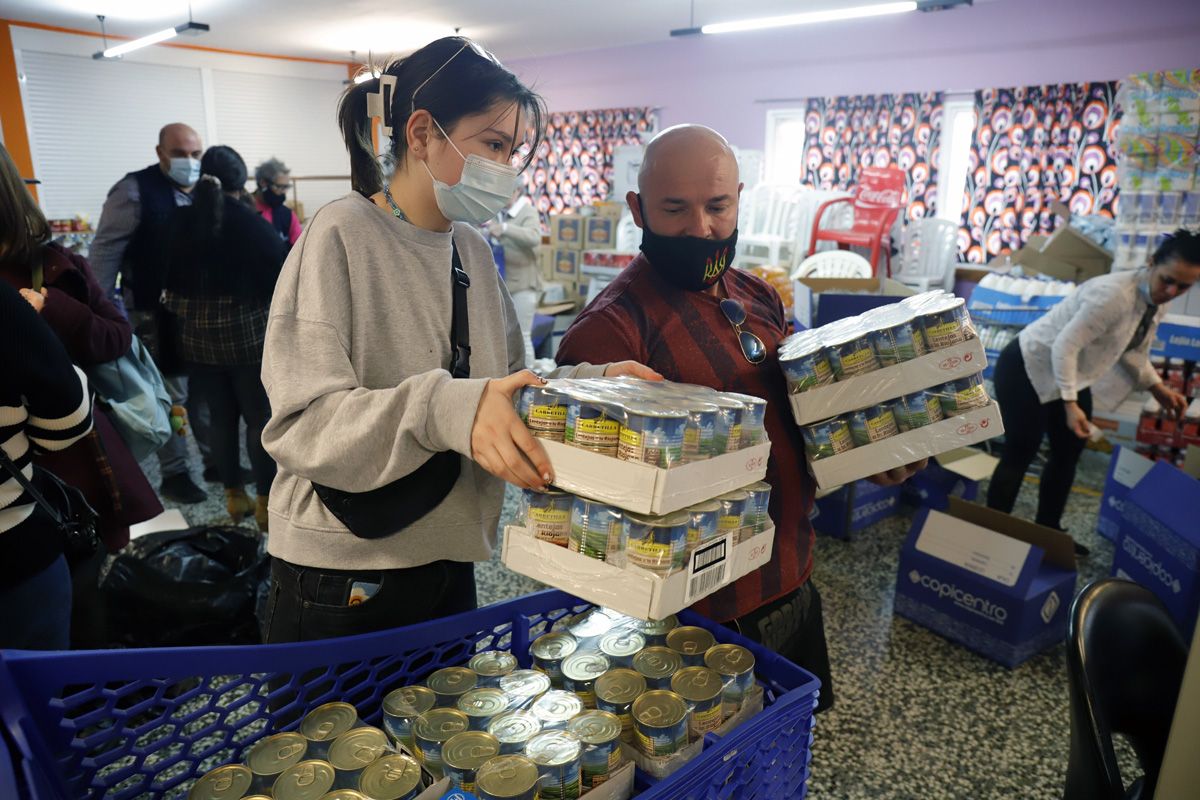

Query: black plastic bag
[[101, 526, 267, 647]]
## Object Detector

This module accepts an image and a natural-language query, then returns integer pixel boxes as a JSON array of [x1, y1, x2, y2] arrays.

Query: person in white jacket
[[487, 189, 543, 366], [987, 229, 1199, 551]]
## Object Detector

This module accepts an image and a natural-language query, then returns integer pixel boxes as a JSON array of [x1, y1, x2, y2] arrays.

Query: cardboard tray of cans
[[807, 401, 1005, 491], [788, 337, 988, 426], [543, 439, 772, 516], [502, 525, 777, 620]]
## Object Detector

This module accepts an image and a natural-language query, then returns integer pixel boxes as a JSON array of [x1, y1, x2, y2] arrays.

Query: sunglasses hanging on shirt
[[720, 298, 766, 364]]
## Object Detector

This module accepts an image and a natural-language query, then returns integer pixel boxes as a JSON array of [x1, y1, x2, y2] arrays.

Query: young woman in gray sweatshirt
[[259, 37, 656, 642]]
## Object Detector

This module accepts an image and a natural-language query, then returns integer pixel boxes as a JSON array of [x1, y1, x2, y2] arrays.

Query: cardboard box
[[592, 201, 626, 221], [1096, 446, 1156, 542], [807, 402, 1005, 491], [788, 338, 988, 426], [538, 247, 556, 282], [901, 447, 999, 511], [1010, 225, 1114, 284], [1113, 457, 1200, 638], [812, 479, 902, 539], [542, 439, 770, 515], [791, 277, 914, 329], [1091, 399, 1145, 452], [549, 214, 586, 250], [551, 248, 581, 282], [894, 498, 1077, 668], [502, 526, 775, 620], [584, 217, 619, 250]]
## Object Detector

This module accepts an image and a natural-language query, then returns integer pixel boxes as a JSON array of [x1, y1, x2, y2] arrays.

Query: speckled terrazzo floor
[[146, 436, 1136, 800]]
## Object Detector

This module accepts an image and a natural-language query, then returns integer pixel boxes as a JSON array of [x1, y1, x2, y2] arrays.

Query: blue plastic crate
[[0, 589, 818, 800]]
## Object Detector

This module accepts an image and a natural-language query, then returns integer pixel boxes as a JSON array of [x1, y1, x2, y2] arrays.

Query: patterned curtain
[[800, 93, 943, 220], [959, 82, 1121, 263], [521, 107, 657, 225]]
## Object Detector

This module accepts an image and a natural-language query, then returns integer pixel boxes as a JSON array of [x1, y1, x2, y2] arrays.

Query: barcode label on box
[[685, 533, 733, 604]]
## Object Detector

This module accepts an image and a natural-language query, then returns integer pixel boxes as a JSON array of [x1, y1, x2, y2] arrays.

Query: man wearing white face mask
[[90, 122, 213, 504], [258, 37, 660, 643]]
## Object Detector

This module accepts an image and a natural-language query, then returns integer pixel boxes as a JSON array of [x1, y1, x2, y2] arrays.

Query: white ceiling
[[2, 0, 985, 63]]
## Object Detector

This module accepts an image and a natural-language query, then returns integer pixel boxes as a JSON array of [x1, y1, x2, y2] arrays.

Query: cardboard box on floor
[[791, 276, 914, 329], [901, 447, 999, 511], [1096, 446, 1157, 542], [1004, 224, 1114, 284], [812, 479, 902, 539], [894, 498, 1077, 668], [1112, 448, 1200, 639]]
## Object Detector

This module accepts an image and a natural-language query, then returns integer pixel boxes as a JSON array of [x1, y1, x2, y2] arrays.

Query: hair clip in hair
[[200, 174, 222, 189], [366, 74, 398, 136]]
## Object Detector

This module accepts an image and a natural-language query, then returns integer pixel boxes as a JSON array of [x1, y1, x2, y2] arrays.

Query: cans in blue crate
[[382, 685, 436, 752], [443, 731, 501, 794], [469, 651, 518, 689], [525, 729, 583, 800], [458, 687, 511, 731], [595, 668, 647, 743], [299, 702, 358, 761], [474, 754, 541, 800], [530, 690, 585, 731], [413, 708, 470, 779], [561, 652, 610, 708], [598, 630, 645, 669], [245, 732, 307, 794], [632, 690, 689, 758], [567, 710, 624, 790], [666, 626, 717, 668], [187, 764, 253, 800], [428, 667, 478, 708], [327, 727, 388, 789], [273, 759, 335, 800], [632, 646, 682, 690], [670, 667, 725, 742], [357, 753, 423, 800], [705, 643, 756, 718], [530, 632, 578, 688], [488, 709, 543, 754]]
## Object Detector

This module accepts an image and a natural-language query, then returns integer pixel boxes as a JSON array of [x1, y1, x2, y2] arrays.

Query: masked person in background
[[259, 37, 659, 643], [253, 157, 303, 248], [486, 188, 543, 367], [987, 229, 1200, 551], [556, 125, 926, 712], [89, 123, 214, 504]]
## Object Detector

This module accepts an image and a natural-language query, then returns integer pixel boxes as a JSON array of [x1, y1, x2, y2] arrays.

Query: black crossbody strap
[[449, 240, 471, 379], [0, 448, 63, 526]]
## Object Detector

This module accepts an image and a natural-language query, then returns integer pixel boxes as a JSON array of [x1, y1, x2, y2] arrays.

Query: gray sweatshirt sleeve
[[88, 176, 139, 302], [260, 225, 492, 493]]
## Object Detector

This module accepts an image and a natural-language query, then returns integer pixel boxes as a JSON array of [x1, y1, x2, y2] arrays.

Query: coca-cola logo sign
[[859, 188, 902, 206]]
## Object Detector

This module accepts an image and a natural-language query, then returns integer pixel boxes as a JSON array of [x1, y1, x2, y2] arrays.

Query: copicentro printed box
[[807, 402, 1005, 491], [894, 498, 1077, 668], [541, 439, 771, 515], [788, 338, 988, 426], [502, 526, 776, 620]]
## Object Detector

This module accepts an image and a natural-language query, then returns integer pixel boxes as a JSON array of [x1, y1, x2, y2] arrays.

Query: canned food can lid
[[714, 489, 749, 502], [382, 685, 436, 718], [638, 616, 678, 637], [666, 626, 717, 655], [595, 668, 647, 704], [458, 688, 510, 717], [246, 732, 307, 775], [670, 667, 725, 703], [632, 691, 688, 727], [357, 754, 422, 800], [327, 727, 388, 771], [487, 710, 542, 743], [624, 510, 690, 526], [687, 501, 722, 513], [499, 669, 552, 698], [300, 702, 358, 742], [475, 755, 540, 794], [561, 653, 610, 682], [633, 647, 682, 678], [599, 631, 645, 658], [413, 709, 470, 742], [531, 690, 584, 722], [187, 764, 253, 800], [525, 730, 583, 766], [427, 667, 478, 696], [443, 731, 502, 770], [562, 610, 615, 639], [318, 792, 368, 800], [704, 643, 756, 676], [745, 481, 771, 492], [531, 632, 578, 660], [469, 650, 519, 677], [273, 760, 334, 800], [566, 710, 622, 744]]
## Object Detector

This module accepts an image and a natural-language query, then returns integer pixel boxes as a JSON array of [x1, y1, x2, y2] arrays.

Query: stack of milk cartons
[[502, 377, 778, 619], [779, 291, 1005, 490]]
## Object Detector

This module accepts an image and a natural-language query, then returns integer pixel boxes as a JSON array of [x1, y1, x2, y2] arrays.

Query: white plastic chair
[[614, 211, 640, 252], [736, 183, 803, 268], [791, 250, 874, 279], [896, 218, 958, 292], [786, 189, 855, 272]]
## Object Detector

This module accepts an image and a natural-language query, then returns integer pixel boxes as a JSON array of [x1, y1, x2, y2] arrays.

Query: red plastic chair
[[807, 166, 906, 277]]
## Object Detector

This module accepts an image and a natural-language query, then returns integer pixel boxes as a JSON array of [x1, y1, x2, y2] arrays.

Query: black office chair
[[1063, 579, 1188, 800]]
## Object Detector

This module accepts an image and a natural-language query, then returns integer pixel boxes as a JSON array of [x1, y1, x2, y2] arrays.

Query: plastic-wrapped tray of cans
[[781, 291, 989, 426], [518, 378, 771, 515]]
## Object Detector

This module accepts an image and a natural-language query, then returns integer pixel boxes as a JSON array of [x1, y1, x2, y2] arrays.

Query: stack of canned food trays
[[779, 290, 1005, 489], [187, 606, 763, 800], [512, 378, 775, 611]]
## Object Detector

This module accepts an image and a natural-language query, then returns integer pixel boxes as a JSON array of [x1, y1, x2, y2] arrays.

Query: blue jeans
[[157, 373, 213, 478], [0, 555, 71, 650]]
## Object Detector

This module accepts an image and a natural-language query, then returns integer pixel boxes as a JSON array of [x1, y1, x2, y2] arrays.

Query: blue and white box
[[1112, 458, 1200, 639], [901, 447, 998, 511], [1096, 446, 1155, 543], [812, 480, 902, 539], [895, 498, 1077, 668]]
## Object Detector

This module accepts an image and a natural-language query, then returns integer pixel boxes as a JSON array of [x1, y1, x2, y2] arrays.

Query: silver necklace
[[382, 185, 408, 221]]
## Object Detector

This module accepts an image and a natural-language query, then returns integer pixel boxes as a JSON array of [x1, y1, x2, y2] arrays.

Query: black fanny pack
[[312, 241, 472, 540]]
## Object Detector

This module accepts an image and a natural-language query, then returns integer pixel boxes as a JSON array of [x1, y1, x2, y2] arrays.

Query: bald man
[[90, 122, 212, 504], [558, 125, 922, 711]]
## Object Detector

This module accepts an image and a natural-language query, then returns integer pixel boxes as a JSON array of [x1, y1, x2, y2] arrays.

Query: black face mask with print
[[638, 197, 738, 291]]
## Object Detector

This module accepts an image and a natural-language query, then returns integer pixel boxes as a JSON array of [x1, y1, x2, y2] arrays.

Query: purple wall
[[509, 0, 1200, 149]]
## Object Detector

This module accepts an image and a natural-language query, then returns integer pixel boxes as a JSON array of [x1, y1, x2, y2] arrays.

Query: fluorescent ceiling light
[[94, 20, 209, 59], [701, 1, 918, 35]]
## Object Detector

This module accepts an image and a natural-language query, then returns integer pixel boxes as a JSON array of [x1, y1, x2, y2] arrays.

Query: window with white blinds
[[20, 50, 208, 224], [211, 69, 351, 220]]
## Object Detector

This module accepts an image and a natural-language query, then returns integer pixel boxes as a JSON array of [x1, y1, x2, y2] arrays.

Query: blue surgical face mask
[[167, 157, 201, 188], [422, 118, 520, 225]]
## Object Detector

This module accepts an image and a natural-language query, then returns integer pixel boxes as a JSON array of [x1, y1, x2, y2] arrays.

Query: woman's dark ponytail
[[338, 76, 385, 197], [192, 174, 224, 240]]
